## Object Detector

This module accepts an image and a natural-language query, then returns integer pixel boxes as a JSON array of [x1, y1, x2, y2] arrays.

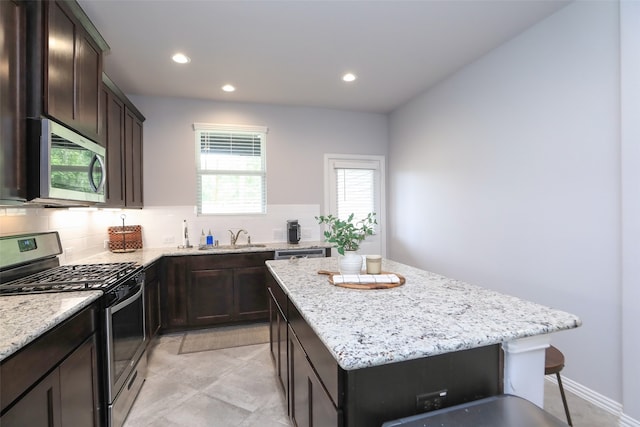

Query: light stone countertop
[[0, 291, 102, 361], [266, 257, 582, 371], [0, 241, 329, 362], [72, 241, 331, 266]]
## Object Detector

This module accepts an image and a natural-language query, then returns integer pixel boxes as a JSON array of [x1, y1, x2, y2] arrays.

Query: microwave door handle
[[88, 154, 106, 193]]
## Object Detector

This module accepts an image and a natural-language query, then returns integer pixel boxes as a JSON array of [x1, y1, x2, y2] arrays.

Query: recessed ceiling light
[[172, 53, 190, 64], [222, 84, 236, 92], [342, 73, 357, 82]]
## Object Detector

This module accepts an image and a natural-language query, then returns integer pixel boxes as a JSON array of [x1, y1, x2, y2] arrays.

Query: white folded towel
[[332, 274, 400, 284]]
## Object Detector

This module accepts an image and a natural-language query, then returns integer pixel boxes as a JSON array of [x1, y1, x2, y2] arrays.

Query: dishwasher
[[274, 247, 327, 260]]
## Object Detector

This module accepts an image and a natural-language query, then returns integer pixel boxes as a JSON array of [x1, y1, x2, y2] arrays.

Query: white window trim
[[323, 154, 387, 257], [194, 123, 268, 215], [193, 123, 269, 134]]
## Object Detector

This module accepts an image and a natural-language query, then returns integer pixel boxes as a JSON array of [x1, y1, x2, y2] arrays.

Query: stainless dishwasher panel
[[274, 248, 327, 260]]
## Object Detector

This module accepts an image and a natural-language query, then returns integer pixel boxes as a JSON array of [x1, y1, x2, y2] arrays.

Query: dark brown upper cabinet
[[102, 74, 145, 208], [0, 0, 28, 204], [28, 0, 109, 143]]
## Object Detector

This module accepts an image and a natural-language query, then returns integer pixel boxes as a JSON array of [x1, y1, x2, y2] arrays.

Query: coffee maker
[[287, 220, 301, 244]]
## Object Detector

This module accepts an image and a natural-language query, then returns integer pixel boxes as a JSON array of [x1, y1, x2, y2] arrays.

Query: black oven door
[[105, 281, 146, 402]]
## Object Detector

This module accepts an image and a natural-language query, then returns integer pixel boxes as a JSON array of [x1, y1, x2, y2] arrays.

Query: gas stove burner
[[0, 262, 141, 295]]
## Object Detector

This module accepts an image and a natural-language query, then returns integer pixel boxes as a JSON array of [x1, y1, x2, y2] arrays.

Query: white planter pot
[[339, 251, 363, 275]]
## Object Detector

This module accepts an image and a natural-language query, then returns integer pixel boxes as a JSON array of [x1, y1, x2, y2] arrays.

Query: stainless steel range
[[0, 232, 147, 427]]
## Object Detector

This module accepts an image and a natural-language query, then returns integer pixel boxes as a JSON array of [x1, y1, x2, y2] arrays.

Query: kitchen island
[[266, 257, 581, 426]]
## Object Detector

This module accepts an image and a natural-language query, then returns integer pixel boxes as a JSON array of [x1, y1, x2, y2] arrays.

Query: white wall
[[128, 96, 388, 208], [127, 96, 388, 246], [620, 1, 640, 422], [389, 0, 625, 413]]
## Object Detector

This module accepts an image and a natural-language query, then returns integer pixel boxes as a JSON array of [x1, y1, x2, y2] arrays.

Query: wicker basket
[[108, 225, 143, 252]]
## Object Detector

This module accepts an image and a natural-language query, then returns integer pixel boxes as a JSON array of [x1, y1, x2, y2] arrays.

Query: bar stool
[[546, 345, 573, 426]]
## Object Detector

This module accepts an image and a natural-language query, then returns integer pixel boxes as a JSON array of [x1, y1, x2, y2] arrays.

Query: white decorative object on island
[[339, 251, 363, 274]]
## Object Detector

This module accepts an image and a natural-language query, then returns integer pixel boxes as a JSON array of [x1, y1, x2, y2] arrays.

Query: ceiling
[[78, 0, 570, 114]]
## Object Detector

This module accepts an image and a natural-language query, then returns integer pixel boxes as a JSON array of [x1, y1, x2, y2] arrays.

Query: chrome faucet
[[228, 229, 248, 246]]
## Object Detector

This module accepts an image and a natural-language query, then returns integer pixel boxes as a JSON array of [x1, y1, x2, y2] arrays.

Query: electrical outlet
[[103, 239, 110, 249], [416, 389, 447, 412], [163, 236, 175, 244], [273, 229, 283, 240]]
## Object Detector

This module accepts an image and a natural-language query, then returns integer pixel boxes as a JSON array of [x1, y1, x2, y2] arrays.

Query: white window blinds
[[194, 123, 267, 215], [334, 161, 379, 234]]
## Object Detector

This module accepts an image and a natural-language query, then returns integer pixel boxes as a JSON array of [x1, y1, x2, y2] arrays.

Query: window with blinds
[[335, 167, 377, 231], [194, 123, 267, 215]]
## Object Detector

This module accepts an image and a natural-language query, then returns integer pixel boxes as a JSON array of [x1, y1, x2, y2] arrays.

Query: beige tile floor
[[123, 334, 618, 426]]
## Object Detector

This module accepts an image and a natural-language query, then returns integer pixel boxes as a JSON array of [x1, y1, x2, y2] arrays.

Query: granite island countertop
[[0, 291, 102, 361], [266, 257, 581, 371]]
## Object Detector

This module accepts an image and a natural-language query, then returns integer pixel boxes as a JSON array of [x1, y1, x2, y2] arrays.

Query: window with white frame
[[193, 123, 267, 215], [325, 155, 386, 256]]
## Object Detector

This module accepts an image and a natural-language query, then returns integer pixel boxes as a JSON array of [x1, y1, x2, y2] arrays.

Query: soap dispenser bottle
[[206, 230, 214, 246]]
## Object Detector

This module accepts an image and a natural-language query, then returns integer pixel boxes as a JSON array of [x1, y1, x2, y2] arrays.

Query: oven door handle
[[109, 282, 144, 314]]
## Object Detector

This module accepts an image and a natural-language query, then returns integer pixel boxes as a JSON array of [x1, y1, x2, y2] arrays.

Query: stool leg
[[556, 372, 573, 426]]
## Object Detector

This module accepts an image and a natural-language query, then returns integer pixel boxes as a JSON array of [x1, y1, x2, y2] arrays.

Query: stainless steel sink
[[198, 243, 267, 250], [232, 244, 267, 249]]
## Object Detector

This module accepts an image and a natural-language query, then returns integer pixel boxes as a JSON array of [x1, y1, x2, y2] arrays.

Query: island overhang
[[266, 257, 581, 371]]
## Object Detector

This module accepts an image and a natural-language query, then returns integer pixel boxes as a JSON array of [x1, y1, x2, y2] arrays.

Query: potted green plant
[[316, 212, 377, 274]]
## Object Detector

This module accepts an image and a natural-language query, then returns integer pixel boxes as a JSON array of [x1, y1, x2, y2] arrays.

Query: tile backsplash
[[0, 205, 322, 263]]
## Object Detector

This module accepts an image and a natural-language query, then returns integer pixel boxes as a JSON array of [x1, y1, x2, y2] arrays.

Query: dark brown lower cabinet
[[161, 253, 273, 332], [1, 338, 99, 427], [145, 261, 161, 343], [269, 289, 288, 396], [289, 326, 342, 427], [59, 335, 100, 427], [187, 264, 269, 326], [1, 369, 62, 426], [161, 256, 189, 330], [188, 268, 234, 325], [234, 266, 270, 320]]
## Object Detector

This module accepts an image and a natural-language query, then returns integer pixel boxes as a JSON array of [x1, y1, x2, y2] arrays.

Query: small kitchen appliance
[[287, 219, 301, 244]]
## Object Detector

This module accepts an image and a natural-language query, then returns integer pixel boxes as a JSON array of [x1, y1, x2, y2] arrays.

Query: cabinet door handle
[[127, 370, 138, 391], [47, 387, 54, 427]]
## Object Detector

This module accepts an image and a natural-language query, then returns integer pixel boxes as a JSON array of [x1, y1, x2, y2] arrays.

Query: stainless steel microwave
[[29, 119, 106, 205]]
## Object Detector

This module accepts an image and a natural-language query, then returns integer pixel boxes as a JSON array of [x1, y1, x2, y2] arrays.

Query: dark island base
[[343, 344, 503, 426], [269, 273, 504, 427]]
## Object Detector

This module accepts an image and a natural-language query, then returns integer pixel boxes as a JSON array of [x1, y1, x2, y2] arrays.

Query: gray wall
[[620, 1, 640, 422], [389, 0, 635, 417], [128, 96, 388, 208]]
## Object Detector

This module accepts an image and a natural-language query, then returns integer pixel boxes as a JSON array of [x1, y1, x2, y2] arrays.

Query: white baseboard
[[546, 376, 640, 427], [620, 413, 640, 427]]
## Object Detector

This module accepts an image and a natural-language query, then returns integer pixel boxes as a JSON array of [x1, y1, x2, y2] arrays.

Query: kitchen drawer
[[268, 275, 288, 319], [289, 301, 342, 407], [190, 252, 274, 270]]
